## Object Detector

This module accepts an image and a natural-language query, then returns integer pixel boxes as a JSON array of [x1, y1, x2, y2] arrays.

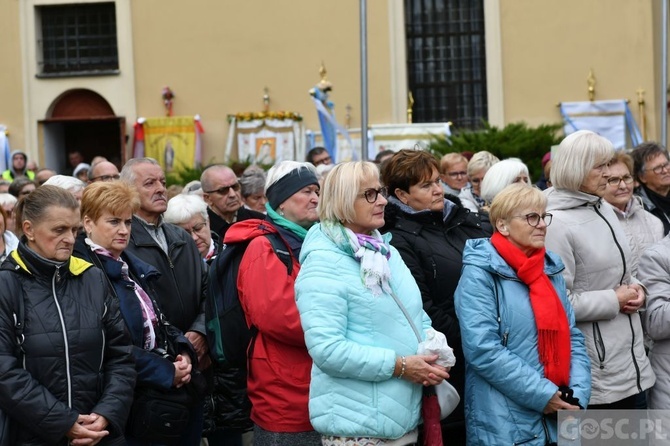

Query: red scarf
[[490, 232, 571, 386]]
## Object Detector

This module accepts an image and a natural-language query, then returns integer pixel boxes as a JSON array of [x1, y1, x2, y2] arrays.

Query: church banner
[[132, 116, 203, 172], [560, 100, 642, 149]]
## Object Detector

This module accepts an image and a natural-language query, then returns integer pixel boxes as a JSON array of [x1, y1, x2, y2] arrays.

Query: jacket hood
[[544, 187, 601, 211], [223, 218, 278, 245], [610, 194, 645, 218], [461, 237, 565, 279]]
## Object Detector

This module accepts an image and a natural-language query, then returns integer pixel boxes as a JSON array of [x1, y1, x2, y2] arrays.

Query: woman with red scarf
[[454, 183, 591, 446]]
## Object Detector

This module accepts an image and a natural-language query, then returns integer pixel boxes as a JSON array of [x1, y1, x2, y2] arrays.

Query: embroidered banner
[[560, 100, 642, 149], [132, 116, 204, 172]]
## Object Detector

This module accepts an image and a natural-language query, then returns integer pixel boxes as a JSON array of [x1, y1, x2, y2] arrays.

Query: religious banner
[[0, 126, 10, 172], [132, 115, 204, 172], [225, 112, 304, 164], [560, 100, 642, 149]]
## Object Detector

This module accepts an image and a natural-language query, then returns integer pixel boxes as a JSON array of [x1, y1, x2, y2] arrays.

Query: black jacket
[[125, 216, 207, 335], [208, 207, 265, 242], [0, 243, 136, 445], [381, 196, 490, 435]]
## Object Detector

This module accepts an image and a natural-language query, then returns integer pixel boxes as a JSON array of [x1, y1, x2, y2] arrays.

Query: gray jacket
[[544, 187, 655, 405], [638, 236, 670, 409]]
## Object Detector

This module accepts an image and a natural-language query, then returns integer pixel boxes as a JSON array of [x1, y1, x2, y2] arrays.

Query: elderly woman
[[43, 174, 86, 202], [0, 207, 18, 263], [631, 142, 670, 235], [164, 194, 217, 261], [480, 158, 531, 205], [459, 151, 499, 213], [224, 161, 322, 445], [239, 166, 268, 213], [602, 152, 664, 276], [455, 183, 590, 445], [381, 149, 489, 444], [0, 193, 17, 235], [296, 161, 451, 445], [74, 181, 197, 444], [0, 185, 136, 445], [544, 130, 655, 409], [439, 152, 469, 196]]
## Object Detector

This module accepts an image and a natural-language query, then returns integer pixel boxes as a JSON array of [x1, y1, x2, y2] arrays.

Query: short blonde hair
[[552, 130, 614, 191], [319, 161, 379, 223], [440, 152, 468, 174], [81, 181, 140, 223], [467, 151, 499, 177], [489, 183, 546, 232]]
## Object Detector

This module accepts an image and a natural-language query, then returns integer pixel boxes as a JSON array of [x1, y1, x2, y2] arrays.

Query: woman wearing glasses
[[381, 149, 489, 444], [544, 130, 655, 410], [601, 152, 664, 276], [296, 161, 450, 445], [455, 183, 590, 445]]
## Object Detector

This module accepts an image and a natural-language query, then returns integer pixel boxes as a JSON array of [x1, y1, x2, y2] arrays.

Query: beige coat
[[638, 236, 670, 409], [545, 187, 655, 405]]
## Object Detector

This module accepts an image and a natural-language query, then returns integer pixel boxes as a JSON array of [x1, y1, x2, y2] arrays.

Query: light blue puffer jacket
[[295, 223, 432, 439], [454, 238, 591, 446]]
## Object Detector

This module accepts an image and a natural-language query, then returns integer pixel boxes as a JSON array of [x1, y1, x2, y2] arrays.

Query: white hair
[[480, 159, 531, 203], [265, 160, 317, 193], [0, 193, 17, 207], [43, 175, 85, 194], [552, 130, 614, 191], [164, 194, 208, 224]]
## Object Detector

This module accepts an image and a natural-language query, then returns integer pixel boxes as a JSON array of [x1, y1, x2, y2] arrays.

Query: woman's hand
[[615, 285, 639, 312], [173, 354, 192, 388], [543, 391, 581, 414], [622, 283, 645, 314], [396, 354, 451, 386], [66, 414, 109, 446]]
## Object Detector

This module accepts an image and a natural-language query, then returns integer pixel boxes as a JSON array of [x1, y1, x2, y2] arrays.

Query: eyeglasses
[[183, 221, 208, 235], [511, 212, 553, 227], [447, 171, 467, 178], [90, 174, 120, 183], [204, 182, 241, 195], [606, 175, 634, 187], [647, 162, 670, 175], [360, 187, 388, 203]]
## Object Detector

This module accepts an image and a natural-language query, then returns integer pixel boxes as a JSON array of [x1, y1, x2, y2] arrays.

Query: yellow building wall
[[130, 0, 395, 163], [498, 0, 657, 142], [0, 0, 26, 151]]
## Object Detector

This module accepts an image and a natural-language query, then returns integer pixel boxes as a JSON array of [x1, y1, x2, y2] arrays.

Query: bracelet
[[397, 356, 406, 380]]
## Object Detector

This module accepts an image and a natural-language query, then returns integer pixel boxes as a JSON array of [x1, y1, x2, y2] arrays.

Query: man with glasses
[[439, 153, 469, 196], [632, 142, 670, 235], [200, 164, 264, 240], [87, 160, 120, 183]]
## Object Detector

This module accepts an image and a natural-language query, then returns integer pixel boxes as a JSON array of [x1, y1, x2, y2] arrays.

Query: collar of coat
[[11, 249, 93, 276]]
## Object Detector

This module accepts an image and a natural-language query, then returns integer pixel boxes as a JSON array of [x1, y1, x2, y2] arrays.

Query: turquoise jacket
[[295, 223, 432, 439], [455, 238, 591, 446]]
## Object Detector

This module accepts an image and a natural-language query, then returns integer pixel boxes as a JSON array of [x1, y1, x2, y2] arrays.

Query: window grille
[[38, 2, 118, 75], [405, 0, 488, 129]]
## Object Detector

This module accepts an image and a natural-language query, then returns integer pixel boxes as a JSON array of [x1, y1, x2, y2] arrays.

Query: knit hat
[[266, 166, 319, 210], [541, 152, 552, 168]]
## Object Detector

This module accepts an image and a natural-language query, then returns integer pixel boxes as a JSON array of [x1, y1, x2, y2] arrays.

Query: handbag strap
[[389, 288, 422, 343]]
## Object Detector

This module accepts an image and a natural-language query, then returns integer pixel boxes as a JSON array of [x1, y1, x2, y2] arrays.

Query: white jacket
[[544, 187, 655, 405]]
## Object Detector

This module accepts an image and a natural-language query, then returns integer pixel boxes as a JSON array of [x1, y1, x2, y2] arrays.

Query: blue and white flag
[[0, 126, 10, 172], [560, 100, 643, 149], [310, 87, 354, 163]]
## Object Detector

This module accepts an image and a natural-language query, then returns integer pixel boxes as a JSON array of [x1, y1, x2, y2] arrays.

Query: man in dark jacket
[[121, 157, 208, 446], [201, 164, 264, 241]]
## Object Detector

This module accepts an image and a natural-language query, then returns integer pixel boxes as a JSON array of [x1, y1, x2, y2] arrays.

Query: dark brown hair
[[381, 149, 439, 197]]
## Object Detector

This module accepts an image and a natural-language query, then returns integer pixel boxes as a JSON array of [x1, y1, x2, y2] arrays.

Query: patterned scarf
[[321, 221, 392, 296], [85, 238, 157, 350], [490, 232, 571, 386], [265, 203, 312, 240]]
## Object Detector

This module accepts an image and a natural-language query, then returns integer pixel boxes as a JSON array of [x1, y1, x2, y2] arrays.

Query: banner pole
[[360, 0, 369, 160]]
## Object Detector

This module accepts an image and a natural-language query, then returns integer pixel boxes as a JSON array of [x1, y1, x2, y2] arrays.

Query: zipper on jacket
[[166, 245, 186, 316], [52, 267, 73, 408], [593, 202, 627, 286], [593, 322, 606, 369], [99, 303, 107, 371], [501, 329, 509, 347], [628, 314, 643, 393], [541, 416, 551, 445]]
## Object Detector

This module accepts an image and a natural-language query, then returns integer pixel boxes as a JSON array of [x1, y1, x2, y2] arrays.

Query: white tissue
[[417, 328, 456, 367]]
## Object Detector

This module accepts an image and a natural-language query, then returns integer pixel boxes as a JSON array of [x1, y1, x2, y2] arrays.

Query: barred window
[[405, 0, 487, 129], [38, 2, 118, 75]]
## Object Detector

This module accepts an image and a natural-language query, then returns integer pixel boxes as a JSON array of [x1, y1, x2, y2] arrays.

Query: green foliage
[[165, 156, 274, 187], [428, 121, 564, 180]]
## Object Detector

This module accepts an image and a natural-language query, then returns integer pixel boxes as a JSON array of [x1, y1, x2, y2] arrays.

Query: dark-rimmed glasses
[[447, 171, 467, 178], [204, 182, 241, 195], [606, 175, 634, 187], [90, 174, 121, 183], [511, 212, 553, 227], [360, 187, 388, 203], [647, 162, 670, 175]]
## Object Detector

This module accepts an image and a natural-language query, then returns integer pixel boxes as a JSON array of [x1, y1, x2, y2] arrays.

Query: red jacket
[[225, 219, 314, 433]]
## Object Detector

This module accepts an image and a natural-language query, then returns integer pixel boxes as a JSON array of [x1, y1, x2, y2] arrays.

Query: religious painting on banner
[[140, 117, 199, 172]]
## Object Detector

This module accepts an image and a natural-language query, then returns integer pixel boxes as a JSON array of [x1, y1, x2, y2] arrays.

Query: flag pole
[[360, 0, 369, 161], [662, 0, 668, 147]]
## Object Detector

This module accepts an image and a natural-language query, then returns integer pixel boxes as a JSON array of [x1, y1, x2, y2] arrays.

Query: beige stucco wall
[[0, 0, 26, 151], [499, 0, 658, 142], [130, 0, 395, 163]]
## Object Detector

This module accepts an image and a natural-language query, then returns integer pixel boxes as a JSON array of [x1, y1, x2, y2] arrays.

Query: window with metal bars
[[405, 0, 487, 129], [37, 2, 118, 76]]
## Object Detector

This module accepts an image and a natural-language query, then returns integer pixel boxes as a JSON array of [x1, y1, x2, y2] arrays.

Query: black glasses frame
[[204, 182, 241, 195], [606, 175, 634, 187], [511, 212, 553, 227], [361, 187, 388, 203]]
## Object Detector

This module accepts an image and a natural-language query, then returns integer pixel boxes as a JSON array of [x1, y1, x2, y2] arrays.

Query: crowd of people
[[2, 133, 670, 446]]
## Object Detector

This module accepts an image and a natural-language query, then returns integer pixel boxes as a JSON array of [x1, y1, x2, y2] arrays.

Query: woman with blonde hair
[[459, 151, 499, 213]]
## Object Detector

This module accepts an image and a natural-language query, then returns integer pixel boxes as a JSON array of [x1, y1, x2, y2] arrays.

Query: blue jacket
[[454, 238, 591, 446], [295, 223, 432, 439]]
